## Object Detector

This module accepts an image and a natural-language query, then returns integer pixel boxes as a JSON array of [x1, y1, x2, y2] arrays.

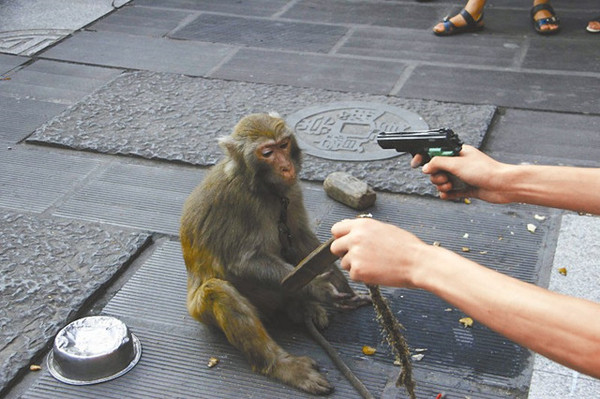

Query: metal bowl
[[47, 316, 142, 385]]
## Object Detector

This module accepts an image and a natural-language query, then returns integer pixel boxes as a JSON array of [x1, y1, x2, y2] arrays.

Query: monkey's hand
[[308, 274, 371, 310], [334, 291, 372, 310], [306, 273, 340, 302]]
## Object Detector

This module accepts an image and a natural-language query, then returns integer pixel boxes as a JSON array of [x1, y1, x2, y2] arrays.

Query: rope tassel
[[367, 284, 416, 399]]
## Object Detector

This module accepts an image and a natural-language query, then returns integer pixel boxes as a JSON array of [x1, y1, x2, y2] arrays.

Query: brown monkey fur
[[180, 113, 370, 394]]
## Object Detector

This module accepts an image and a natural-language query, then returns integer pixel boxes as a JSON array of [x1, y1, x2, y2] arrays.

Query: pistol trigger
[[420, 152, 432, 165]]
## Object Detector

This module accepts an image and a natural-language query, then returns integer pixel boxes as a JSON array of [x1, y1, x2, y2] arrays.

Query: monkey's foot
[[306, 303, 329, 330], [272, 354, 333, 395]]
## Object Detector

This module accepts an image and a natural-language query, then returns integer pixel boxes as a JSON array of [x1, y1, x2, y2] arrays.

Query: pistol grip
[[447, 174, 468, 192]]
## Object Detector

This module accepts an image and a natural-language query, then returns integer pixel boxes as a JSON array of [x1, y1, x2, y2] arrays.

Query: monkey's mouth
[[280, 167, 296, 184]]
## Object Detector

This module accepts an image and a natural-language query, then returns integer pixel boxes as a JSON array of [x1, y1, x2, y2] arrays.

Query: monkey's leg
[[188, 278, 333, 395]]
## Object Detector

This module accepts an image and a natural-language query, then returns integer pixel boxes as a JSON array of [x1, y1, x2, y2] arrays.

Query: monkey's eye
[[279, 140, 289, 149], [261, 149, 274, 158]]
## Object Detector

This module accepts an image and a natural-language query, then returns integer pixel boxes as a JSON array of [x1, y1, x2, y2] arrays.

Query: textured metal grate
[[53, 162, 206, 235], [24, 190, 555, 398]]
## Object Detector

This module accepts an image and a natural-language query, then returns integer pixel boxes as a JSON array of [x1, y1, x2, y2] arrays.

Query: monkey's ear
[[218, 135, 240, 157]]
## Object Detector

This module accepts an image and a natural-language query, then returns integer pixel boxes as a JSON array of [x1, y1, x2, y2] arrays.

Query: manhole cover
[[286, 102, 428, 161]]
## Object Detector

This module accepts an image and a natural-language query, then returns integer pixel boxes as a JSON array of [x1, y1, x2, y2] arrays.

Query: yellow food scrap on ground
[[29, 365, 42, 371], [461, 247, 470, 252], [362, 345, 377, 355], [527, 223, 537, 233], [558, 267, 567, 276], [464, 198, 471, 204], [459, 317, 474, 328], [207, 357, 219, 368], [534, 214, 546, 221]]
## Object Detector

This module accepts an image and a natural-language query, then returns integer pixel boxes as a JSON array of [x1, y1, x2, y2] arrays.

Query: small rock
[[323, 172, 376, 210]]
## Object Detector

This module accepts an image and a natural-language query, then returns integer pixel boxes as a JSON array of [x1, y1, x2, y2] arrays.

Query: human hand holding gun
[[376, 128, 469, 194], [377, 128, 516, 203]]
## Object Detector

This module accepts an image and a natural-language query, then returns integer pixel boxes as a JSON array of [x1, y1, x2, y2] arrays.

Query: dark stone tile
[[487, 0, 598, 10], [338, 27, 524, 67], [524, 37, 600, 73], [399, 64, 600, 114], [482, 8, 596, 38], [90, 5, 190, 37], [53, 162, 204, 235], [41, 30, 236, 76], [171, 14, 348, 53], [484, 109, 600, 166], [134, 0, 289, 17], [0, 145, 100, 211], [0, 53, 28, 74], [1, 59, 122, 104], [0, 96, 66, 142], [212, 48, 407, 94], [284, 0, 445, 29]]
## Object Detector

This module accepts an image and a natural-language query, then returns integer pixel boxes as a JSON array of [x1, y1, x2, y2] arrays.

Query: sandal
[[530, 3, 560, 35], [586, 16, 600, 33], [433, 9, 484, 36]]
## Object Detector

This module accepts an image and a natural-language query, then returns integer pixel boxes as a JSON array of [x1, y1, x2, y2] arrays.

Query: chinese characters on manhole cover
[[286, 102, 428, 161]]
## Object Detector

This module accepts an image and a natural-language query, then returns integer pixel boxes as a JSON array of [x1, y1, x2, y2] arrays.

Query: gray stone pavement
[[1, 0, 599, 398]]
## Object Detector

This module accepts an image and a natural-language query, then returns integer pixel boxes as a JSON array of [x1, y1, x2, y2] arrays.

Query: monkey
[[180, 113, 371, 395]]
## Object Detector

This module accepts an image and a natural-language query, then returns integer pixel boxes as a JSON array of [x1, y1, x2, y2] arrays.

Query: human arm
[[416, 145, 600, 215], [330, 218, 600, 378]]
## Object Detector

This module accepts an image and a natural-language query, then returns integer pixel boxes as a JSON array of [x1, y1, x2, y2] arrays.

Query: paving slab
[[399, 64, 600, 114], [0, 53, 27, 74], [41, 31, 236, 76], [53, 161, 206, 236], [27, 71, 495, 195], [170, 14, 349, 53], [0, 145, 102, 212], [337, 26, 524, 67], [0, 59, 122, 105], [527, 214, 600, 398], [484, 109, 600, 166], [212, 48, 409, 95], [0, 0, 130, 56], [135, 0, 289, 17], [0, 210, 150, 395], [89, 6, 190, 37], [282, 0, 445, 29], [0, 59, 122, 143], [524, 36, 600, 73], [0, 97, 66, 143]]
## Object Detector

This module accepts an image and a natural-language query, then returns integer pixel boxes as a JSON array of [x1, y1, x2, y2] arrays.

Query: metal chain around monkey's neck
[[278, 196, 296, 262]]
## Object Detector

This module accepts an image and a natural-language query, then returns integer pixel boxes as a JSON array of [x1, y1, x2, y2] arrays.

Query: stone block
[[323, 172, 376, 210]]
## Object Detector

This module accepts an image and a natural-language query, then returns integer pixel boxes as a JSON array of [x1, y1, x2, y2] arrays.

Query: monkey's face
[[255, 137, 297, 186]]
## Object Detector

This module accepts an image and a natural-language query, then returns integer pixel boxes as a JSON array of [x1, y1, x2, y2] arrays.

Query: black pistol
[[376, 128, 463, 165]]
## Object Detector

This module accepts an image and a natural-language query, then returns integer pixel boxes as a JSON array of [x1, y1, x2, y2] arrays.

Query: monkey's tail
[[304, 316, 376, 399]]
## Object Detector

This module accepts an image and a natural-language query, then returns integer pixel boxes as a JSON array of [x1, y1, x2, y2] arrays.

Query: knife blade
[[281, 237, 338, 292]]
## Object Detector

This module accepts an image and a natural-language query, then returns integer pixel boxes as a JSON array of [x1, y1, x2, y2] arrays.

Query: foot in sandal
[[433, 8, 484, 36]]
